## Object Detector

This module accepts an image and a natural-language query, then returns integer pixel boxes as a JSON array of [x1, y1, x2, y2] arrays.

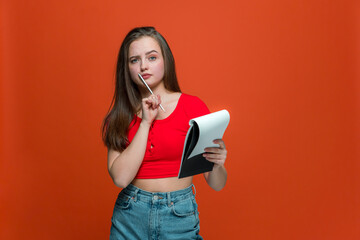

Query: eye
[[130, 58, 139, 64], [148, 56, 157, 61]]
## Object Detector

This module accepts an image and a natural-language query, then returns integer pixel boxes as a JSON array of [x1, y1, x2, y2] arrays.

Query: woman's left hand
[[203, 139, 227, 166]]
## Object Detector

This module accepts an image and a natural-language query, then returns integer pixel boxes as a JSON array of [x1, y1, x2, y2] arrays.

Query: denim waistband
[[122, 184, 196, 206]]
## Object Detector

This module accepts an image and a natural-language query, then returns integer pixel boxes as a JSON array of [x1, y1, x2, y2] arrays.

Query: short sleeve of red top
[[127, 93, 210, 179]]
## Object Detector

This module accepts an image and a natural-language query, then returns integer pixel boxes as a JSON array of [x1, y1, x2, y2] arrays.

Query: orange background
[[1, 0, 359, 239]]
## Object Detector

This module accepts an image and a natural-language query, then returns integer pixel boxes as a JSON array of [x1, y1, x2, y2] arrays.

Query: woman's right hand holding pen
[[141, 94, 162, 126]]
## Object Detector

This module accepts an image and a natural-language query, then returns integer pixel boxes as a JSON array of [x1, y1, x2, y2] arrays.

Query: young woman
[[102, 26, 228, 240]]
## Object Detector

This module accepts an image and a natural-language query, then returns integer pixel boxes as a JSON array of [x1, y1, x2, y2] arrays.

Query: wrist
[[212, 163, 225, 171], [140, 120, 152, 129]]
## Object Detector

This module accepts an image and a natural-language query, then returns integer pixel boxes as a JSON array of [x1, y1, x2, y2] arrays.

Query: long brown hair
[[102, 27, 181, 151]]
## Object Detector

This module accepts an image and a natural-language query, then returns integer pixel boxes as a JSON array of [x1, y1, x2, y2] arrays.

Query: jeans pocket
[[114, 192, 132, 210], [172, 198, 196, 217]]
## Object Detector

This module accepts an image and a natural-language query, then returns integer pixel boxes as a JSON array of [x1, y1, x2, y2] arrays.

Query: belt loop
[[133, 188, 139, 202], [167, 192, 171, 207], [192, 184, 196, 196]]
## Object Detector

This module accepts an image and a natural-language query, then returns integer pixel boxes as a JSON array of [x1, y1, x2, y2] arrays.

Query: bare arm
[[107, 95, 161, 188], [203, 139, 228, 191], [108, 121, 151, 188]]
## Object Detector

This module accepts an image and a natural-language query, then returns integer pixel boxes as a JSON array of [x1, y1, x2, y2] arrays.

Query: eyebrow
[[129, 50, 159, 59]]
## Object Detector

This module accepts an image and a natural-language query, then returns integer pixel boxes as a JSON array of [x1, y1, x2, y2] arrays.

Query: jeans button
[[153, 195, 158, 200]]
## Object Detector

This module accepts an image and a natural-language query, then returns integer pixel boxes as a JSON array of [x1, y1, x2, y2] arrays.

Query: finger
[[204, 144, 227, 153], [213, 139, 226, 149], [204, 147, 223, 154], [144, 96, 155, 103], [203, 157, 225, 165], [156, 94, 161, 103], [203, 153, 226, 161], [145, 96, 159, 109], [142, 98, 152, 109], [152, 96, 160, 109]]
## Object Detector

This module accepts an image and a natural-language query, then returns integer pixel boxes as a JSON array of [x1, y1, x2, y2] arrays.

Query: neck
[[139, 81, 168, 98]]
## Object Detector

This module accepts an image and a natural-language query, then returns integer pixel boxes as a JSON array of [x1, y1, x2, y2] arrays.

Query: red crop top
[[127, 93, 210, 179]]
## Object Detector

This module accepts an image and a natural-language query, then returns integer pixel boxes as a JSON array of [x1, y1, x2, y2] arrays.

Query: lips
[[141, 74, 152, 80]]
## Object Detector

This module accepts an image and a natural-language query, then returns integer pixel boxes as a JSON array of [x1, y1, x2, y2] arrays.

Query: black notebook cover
[[178, 122, 214, 178]]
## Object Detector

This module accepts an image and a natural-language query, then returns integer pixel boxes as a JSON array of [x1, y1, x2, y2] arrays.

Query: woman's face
[[128, 36, 165, 90]]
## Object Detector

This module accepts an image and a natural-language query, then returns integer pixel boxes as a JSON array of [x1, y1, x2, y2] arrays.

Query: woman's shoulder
[[180, 93, 206, 105], [180, 93, 210, 118]]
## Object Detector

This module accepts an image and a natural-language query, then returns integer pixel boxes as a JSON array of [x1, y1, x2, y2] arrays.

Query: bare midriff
[[131, 176, 193, 192]]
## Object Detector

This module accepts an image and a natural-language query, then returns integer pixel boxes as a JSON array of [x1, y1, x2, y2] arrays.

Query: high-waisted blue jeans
[[110, 184, 203, 240]]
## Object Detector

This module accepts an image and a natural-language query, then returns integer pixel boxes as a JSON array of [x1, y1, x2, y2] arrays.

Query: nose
[[140, 59, 149, 72]]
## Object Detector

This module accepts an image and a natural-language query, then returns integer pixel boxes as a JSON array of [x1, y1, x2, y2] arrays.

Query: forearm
[[109, 121, 150, 188], [205, 164, 227, 191]]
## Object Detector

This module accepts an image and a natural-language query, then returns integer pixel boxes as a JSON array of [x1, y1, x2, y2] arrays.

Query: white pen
[[138, 73, 166, 112]]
